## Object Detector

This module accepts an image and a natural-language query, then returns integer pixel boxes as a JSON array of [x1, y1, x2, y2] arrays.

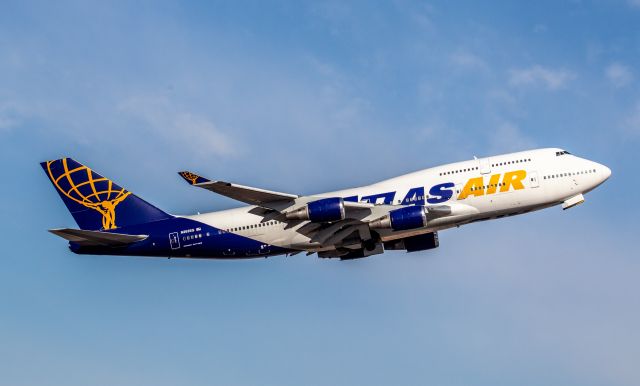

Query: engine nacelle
[[285, 197, 346, 223], [369, 206, 427, 231]]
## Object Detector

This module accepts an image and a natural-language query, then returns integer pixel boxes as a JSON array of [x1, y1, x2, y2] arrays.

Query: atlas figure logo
[[45, 158, 131, 230]]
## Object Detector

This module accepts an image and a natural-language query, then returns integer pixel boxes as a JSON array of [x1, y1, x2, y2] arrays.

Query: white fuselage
[[187, 148, 611, 252]]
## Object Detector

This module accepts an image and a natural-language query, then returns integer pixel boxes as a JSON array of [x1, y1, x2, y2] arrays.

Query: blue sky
[[1, 1, 639, 385]]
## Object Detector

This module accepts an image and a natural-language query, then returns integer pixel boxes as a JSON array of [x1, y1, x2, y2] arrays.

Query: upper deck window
[[556, 150, 571, 156]]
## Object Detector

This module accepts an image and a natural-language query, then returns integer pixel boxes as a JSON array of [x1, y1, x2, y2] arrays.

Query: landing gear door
[[529, 171, 539, 188], [479, 158, 491, 174]]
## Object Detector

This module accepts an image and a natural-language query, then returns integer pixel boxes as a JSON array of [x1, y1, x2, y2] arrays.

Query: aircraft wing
[[177, 170, 470, 259], [177, 172, 465, 224], [178, 171, 375, 211], [178, 171, 299, 208], [49, 228, 148, 246]]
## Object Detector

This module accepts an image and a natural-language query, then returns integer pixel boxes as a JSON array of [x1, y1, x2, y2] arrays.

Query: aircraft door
[[529, 171, 539, 188], [455, 183, 463, 201], [479, 158, 491, 174], [169, 232, 180, 250]]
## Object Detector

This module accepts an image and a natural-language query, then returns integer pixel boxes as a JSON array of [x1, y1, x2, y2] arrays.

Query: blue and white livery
[[42, 148, 611, 260]]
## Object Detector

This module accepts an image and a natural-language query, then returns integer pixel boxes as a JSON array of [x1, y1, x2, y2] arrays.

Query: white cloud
[[0, 113, 17, 132], [605, 62, 633, 88], [117, 95, 240, 158], [622, 101, 640, 137], [489, 121, 536, 153], [533, 24, 548, 33], [508, 65, 575, 90], [408, 3, 437, 31], [0, 101, 24, 133], [449, 51, 487, 71]]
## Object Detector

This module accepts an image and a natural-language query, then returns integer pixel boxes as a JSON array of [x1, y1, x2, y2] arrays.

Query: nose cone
[[602, 165, 612, 180]]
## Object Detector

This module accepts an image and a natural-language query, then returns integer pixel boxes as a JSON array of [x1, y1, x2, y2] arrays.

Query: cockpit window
[[555, 150, 571, 156]]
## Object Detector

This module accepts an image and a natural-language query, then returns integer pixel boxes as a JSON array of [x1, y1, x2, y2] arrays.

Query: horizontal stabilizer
[[49, 228, 148, 247]]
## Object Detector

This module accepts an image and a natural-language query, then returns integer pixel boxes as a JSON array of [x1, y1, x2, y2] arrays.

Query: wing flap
[[49, 228, 148, 247]]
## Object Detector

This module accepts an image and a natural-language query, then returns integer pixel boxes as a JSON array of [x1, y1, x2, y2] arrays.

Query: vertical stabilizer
[[41, 158, 172, 230]]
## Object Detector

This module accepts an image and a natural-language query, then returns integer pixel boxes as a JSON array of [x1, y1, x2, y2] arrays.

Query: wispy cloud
[[489, 121, 536, 153], [449, 50, 487, 71], [533, 24, 548, 33], [621, 101, 640, 137], [0, 101, 25, 134], [0, 109, 18, 133], [117, 95, 241, 158], [508, 65, 575, 90], [628, 0, 640, 8], [407, 2, 437, 31], [605, 62, 634, 88]]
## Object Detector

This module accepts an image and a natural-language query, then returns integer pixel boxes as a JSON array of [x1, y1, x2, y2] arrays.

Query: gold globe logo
[[179, 171, 201, 185], [45, 158, 131, 230]]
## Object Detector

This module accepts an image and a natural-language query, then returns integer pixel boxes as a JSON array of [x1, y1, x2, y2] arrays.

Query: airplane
[[41, 148, 611, 260]]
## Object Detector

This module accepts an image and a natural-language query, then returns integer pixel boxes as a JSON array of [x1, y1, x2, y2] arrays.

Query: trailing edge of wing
[[178, 171, 299, 208], [195, 180, 299, 207], [49, 228, 148, 247]]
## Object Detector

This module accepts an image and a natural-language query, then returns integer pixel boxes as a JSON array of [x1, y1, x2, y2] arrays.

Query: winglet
[[178, 171, 211, 185]]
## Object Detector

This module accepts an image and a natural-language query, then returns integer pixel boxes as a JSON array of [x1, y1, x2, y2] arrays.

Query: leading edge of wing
[[178, 170, 299, 208]]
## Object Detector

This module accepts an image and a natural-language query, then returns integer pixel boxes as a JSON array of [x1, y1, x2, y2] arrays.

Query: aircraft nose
[[599, 163, 612, 181]]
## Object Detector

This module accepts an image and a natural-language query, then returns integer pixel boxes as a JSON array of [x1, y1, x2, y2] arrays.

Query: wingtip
[[178, 171, 210, 185]]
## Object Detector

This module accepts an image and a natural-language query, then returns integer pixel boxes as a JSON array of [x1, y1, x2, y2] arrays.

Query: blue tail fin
[[41, 158, 172, 230]]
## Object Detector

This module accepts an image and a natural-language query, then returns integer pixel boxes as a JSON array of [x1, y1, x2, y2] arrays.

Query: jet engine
[[369, 206, 427, 231], [285, 197, 346, 223]]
